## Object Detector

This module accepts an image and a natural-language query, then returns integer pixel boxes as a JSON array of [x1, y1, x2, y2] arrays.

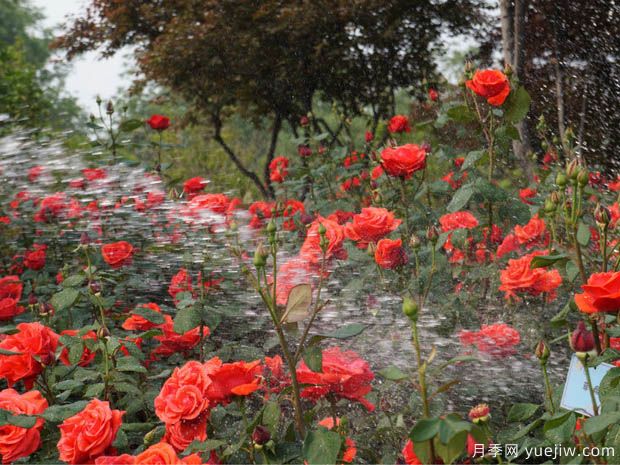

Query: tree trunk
[[263, 113, 282, 199], [500, 0, 514, 67]]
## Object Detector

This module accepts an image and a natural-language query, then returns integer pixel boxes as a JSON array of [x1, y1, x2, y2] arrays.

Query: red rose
[[95, 454, 135, 465], [380, 144, 426, 179], [0, 322, 58, 388], [519, 188, 537, 205], [122, 303, 162, 331], [574, 271, 620, 314], [152, 315, 209, 358], [282, 199, 304, 231], [387, 115, 411, 134], [134, 442, 201, 465], [459, 323, 521, 356], [34, 193, 67, 222], [205, 359, 263, 405], [365, 131, 373, 143], [24, 244, 47, 270], [164, 414, 208, 452], [185, 193, 236, 216], [466, 69, 511, 106], [101, 241, 134, 268], [402, 440, 422, 465], [28, 166, 43, 182], [345, 207, 402, 249], [439, 211, 479, 232], [147, 114, 170, 131], [296, 346, 375, 411], [183, 177, 207, 198], [0, 297, 24, 321], [298, 145, 312, 158], [168, 269, 193, 300], [0, 389, 48, 464], [299, 216, 347, 264], [269, 156, 289, 183], [513, 214, 548, 249], [499, 250, 562, 301], [155, 361, 212, 424], [374, 238, 408, 269], [82, 168, 107, 181], [59, 329, 98, 367], [570, 321, 595, 352], [274, 257, 314, 306], [428, 88, 439, 102], [57, 399, 124, 464]]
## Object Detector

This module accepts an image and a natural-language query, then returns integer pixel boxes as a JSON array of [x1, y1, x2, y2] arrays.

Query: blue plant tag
[[560, 354, 614, 416]]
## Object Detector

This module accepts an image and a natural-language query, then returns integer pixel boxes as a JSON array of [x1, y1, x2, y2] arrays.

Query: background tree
[[55, 0, 488, 198]]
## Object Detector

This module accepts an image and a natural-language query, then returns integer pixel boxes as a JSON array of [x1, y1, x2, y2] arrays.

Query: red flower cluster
[[499, 250, 562, 301], [183, 177, 208, 199], [296, 346, 375, 411], [459, 323, 521, 356], [497, 214, 549, 257], [269, 156, 289, 183]]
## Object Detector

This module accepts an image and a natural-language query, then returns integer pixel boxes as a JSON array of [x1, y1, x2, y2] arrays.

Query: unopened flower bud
[[96, 95, 102, 106], [566, 160, 579, 180], [402, 297, 419, 322], [594, 204, 611, 229], [367, 242, 377, 257], [550, 191, 561, 204], [534, 340, 550, 364], [570, 321, 595, 355], [97, 326, 110, 339], [253, 243, 268, 268], [468, 404, 490, 424], [544, 199, 556, 214], [89, 282, 101, 294], [106, 100, 114, 115], [556, 172, 568, 187], [266, 219, 277, 234], [318, 222, 327, 236], [577, 168, 589, 187], [28, 293, 38, 306], [252, 425, 271, 446], [503, 63, 513, 77], [409, 234, 421, 250], [426, 225, 439, 244]]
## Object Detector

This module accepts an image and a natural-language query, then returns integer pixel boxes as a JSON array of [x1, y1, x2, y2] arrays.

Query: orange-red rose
[[499, 250, 562, 301], [134, 442, 201, 465], [147, 114, 170, 131], [299, 216, 347, 264], [205, 359, 262, 405], [466, 69, 511, 106], [0, 297, 24, 321], [345, 207, 402, 248], [380, 144, 426, 179], [296, 346, 375, 411], [122, 303, 162, 331], [439, 211, 479, 232], [269, 156, 289, 183], [57, 399, 124, 464], [375, 238, 408, 269], [0, 389, 48, 464], [459, 323, 521, 356], [101, 241, 134, 268], [387, 115, 411, 134], [574, 271, 620, 314]]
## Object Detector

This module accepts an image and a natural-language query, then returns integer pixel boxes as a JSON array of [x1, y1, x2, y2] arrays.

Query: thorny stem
[[581, 355, 599, 416], [540, 362, 556, 414], [411, 319, 435, 462]]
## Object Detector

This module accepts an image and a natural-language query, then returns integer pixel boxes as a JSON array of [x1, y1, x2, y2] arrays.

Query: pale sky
[[33, 0, 130, 114]]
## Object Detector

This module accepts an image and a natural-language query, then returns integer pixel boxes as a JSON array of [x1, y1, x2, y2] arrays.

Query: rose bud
[[577, 168, 589, 187], [253, 243, 268, 268], [89, 282, 101, 294], [80, 232, 91, 244], [544, 198, 556, 214], [594, 204, 611, 229], [534, 340, 550, 364], [252, 425, 271, 447], [106, 100, 114, 115], [426, 225, 439, 244], [566, 160, 579, 180], [300, 213, 313, 225], [409, 234, 421, 250], [421, 142, 431, 153], [468, 403, 490, 424], [556, 172, 568, 187], [550, 191, 561, 204], [402, 297, 419, 322], [570, 321, 595, 355], [300, 115, 310, 127], [365, 131, 374, 143], [28, 293, 38, 306]]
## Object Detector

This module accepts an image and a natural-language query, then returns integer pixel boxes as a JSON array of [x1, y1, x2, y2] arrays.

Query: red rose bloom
[[0, 389, 48, 464], [459, 323, 521, 356], [439, 211, 479, 232], [134, 442, 201, 465], [183, 177, 207, 198], [24, 244, 47, 270], [499, 250, 562, 301], [57, 399, 124, 464], [122, 303, 162, 331], [205, 359, 263, 405], [282, 199, 305, 230], [574, 271, 620, 314], [428, 88, 439, 102], [0, 276, 23, 301], [269, 156, 289, 183], [466, 69, 511, 106], [95, 454, 135, 465], [402, 440, 422, 465], [155, 361, 212, 424], [147, 114, 170, 131], [168, 269, 192, 300], [519, 188, 537, 205], [375, 238, 408, 269], [380, 144, 426, 179], [296, 346, 375, 411], [28, 165, 43, 182], [513, 214, 548, 249], [164, 414, 208, 452], [387, 115, 411, 134], [0, 297, 24, 321], [0, 322, 58, 388], [345, 207, 402, 248], [82, 168, 107, 181], [152, 315, 210, 358], [101, 241, 134, 268], [299, 216, 347, 264], [59, 329, 98, 367]]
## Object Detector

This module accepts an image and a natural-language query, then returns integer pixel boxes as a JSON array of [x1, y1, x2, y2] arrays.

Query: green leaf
[[508, 403, 540, 422], [173, 306, 201, 334], [51, 288, 79, 311], [504, 86, 531, 123], [62, 274, 86, 288], [281, 283, 312, 324], [461, 150, 484, 171], [115, 356, 147, 373], [566, 261, 580, 283], [577, 222, 590, 246], [378, 366, 409, 381], [303, 429, 342, 465], [0, 348, 22, 356], [132, 306, 165, 325], [584, 413, 620, 435], [0, 409, 38, 428], [303, 345, 323, 373], [41, 401, 89, 422], [543, 411, 576, 443], [446, 105, 476, 123], [438, 416, 471, 445], [530, 253, 570, 269], [84, 383, 105, 398], [446, 184, 474, 212], [119, 118, 144, 132], [410, 418, 440, 442], [316, 323, 366, 339]]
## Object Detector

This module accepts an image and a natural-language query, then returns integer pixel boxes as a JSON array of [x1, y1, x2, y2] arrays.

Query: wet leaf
[[303, 428, 342, 465], [504, 86, 531, 123], [303, 345, 322, 373], [577, 222, 590, 246], [316, 323, 366, 339], [378, 366, 408, 381], [530, 253, 570, 269], [173, 306, 201, 334], [508, 403, 540, 422], [51, 288, 79, 311], [410, 418, 440, 442], [132, 306, 165, 325], [41, 401, 89, 422], [446, 184, 473, 212], [119, 118, 144, 132], [281, 283, 312, 324]]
